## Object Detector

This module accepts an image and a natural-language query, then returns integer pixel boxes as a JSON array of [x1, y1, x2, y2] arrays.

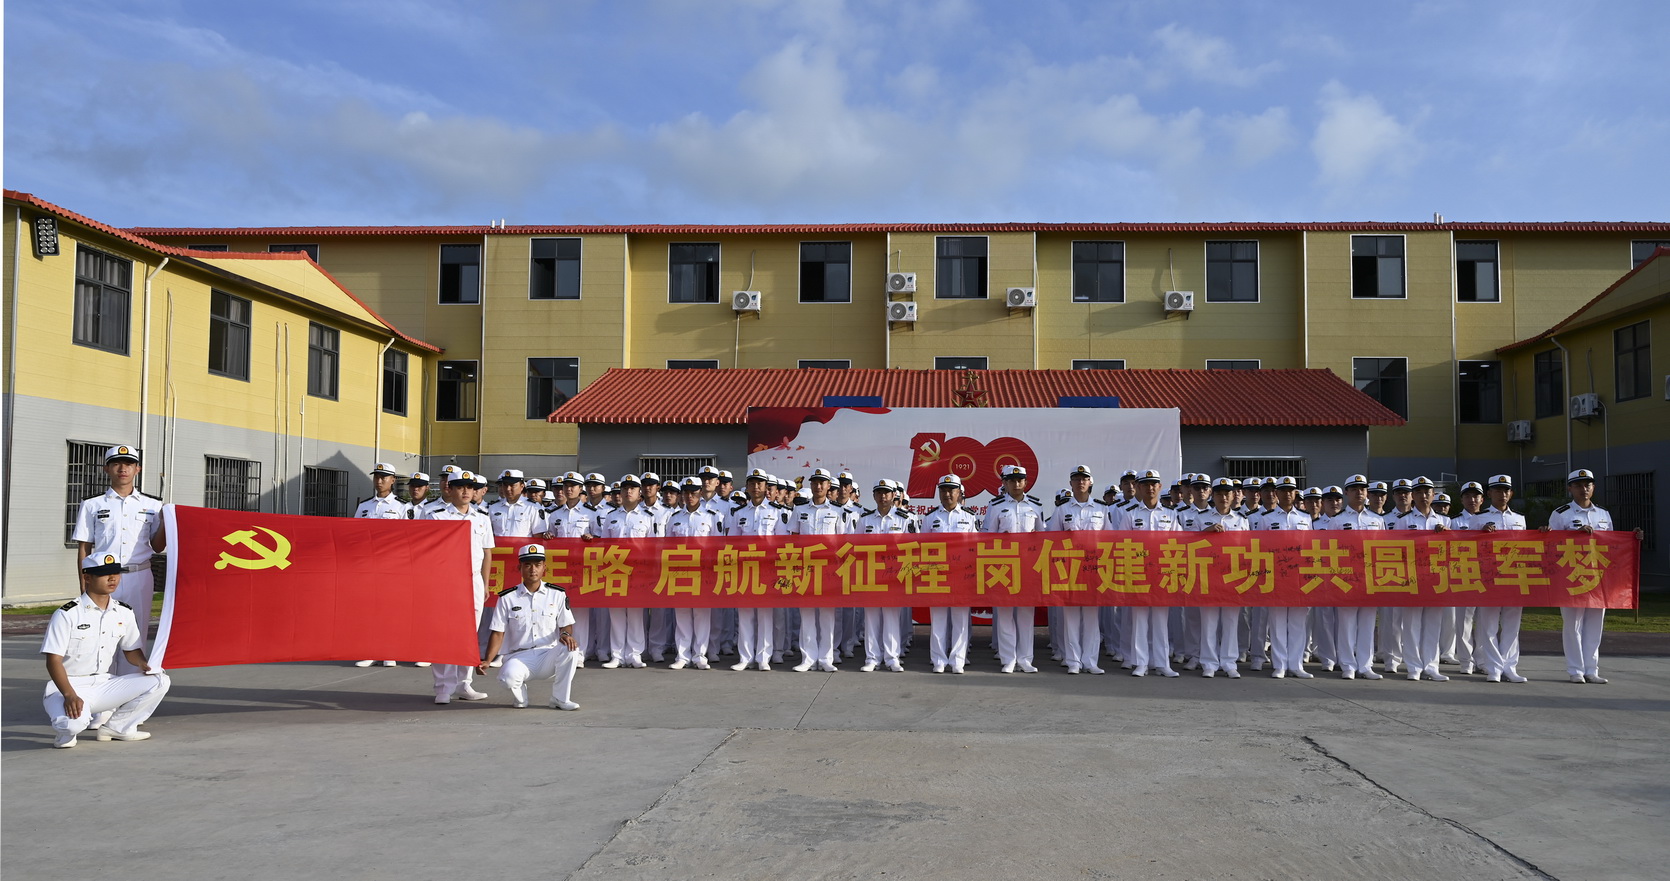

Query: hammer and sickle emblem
[[215, 526, 293, 571]]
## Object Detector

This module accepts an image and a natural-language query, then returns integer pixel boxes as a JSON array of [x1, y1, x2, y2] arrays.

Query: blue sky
[[5, 0, 1666, 227]]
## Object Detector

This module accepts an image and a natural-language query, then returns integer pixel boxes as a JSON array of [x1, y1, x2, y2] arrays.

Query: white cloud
[[1311, 82, 1422, 194], [1152, 23, 1279, 86], [1221, 107, 1296, 166]]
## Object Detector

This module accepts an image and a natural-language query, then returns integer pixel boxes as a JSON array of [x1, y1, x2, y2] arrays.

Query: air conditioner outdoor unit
[[1005, 287, 1036, 308], [731, 291, 762, 312], [1569, 393, 1603, 419], [1164, 290, 1195, 311], [1507, 420, 1533, 443], [886, 272, 917, 294], [887, 301, 918, 322]]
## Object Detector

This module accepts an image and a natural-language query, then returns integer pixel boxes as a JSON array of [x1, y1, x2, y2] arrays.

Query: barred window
[[1220, 457, 1307, 487], [65, 440, 113, 545], [640, 456, 716, 480], [304, 466, 349, 517], [205, 456, 262, 512]]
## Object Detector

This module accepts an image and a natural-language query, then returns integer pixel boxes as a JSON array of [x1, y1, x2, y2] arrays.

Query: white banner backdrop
[[746, 407, 1181, 515]]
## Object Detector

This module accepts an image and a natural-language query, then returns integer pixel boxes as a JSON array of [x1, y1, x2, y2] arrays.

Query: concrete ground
[[4, 629, 1666, 881]]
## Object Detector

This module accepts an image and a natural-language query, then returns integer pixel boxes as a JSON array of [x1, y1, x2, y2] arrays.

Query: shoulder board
[[117, 600, 133, 610], [731, 503, 747, 513], [496, 587, 516, 597], [583, 503, 598, 511], [59, 600, 77, 611], [139, 492, 163, 503], [1554, 503, 1571, 513], [862, 507, 876, 516], [1026, 495, 1041, 504]]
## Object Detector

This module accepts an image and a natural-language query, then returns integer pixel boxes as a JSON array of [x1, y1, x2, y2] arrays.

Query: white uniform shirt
[[665, 507, 725, 538], [1121, 502, 1181, 532], [545, 503, 596, 539], [1259, 506, 1313, 531], [1176, 505, 1215, 532], [40, 595, 142, 676], [355, 494, 410, 520], [1049, 497, 1112, 531], [1320, 507, 1385, 530], [1547, 501, 1610, 532], [1393, 508, 1450, 531], [728, 501, 785, 536], [426, 504, 496, 586], [922, 505, 980, 534], [1473, 505, 1529, 531], [1195, 508, 1249, 532], [981, 494, 1045, 533], [857, 507, 915, 534], [599, 504, 659, 539], [488, 584, 576, 654], [486, 498, 547, 538], [791, 500, 848, 536], [72, 489, 164, 569], [648, 501, 677, 535]]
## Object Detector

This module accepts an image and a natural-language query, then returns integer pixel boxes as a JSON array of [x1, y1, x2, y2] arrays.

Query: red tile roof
[[5, 190, 442, 353], [548, 368, 1404, 428], [129, 221, 1670, 238], [1497, 248, 1670, 353]]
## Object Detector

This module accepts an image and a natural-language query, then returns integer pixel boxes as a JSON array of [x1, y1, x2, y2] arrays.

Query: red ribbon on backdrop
[[490, 530, 1638, 609]]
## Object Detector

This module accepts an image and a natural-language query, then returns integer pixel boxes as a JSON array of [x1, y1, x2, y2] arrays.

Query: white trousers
[[799, 607, 837, 665], [607, 608, 646, 662], [674, 608, 713, 663], [647, 609, 675, 656], [1245, 607, 1270, 663], [46, 672, 171, 737], [112, 569, 155, 675], [863, 607, 903, 665], [1335, 607, 1377, 674], [773, 608, 796, 660], [1560, 607, 1606, 676], [929, 607, 971, 668], [1474, 607, 1523, 676], [570, 609, 592, 660], [991, 607, 1035, 665], [1060, 607, 1102, 670], [1179, 608, 1202, 662], [1268, 607, 1310, 672], [838, 607, 862, 654], [1197, 607, 1240, 673], [1400, 606, 1445, 675], [737, 608, 774, 666], [498, 645, 579, 705], [434, 580, 485, 696], [1377, 608, 1404, 666], [1127, 607, 1172, 672], [1310, 607, 1337, 666], [1440, 606, 1475, 664], [1099, 607, 1122, 657]]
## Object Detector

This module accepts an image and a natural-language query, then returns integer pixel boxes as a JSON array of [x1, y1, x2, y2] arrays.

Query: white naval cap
[[525, 478, 547, 491], [1274, 476, 1298, 489], [408, 472, 431, 485], [584, 472, 607, 485], [938, 473, 963, 489], [82, 553, 124, 575], [746, 468, 770, 481], [370, 462, 399, 476], [103, 444, 140, 464], [1567, 469, 1596, 484], [560, 471, 585, 485], [680, 476, 703, 490], [517, 543, 547, 563], [1212, 477, 1237, 490], [1461, 481, 1484, 494], [1070, 464, 1094, 478], [1412, 476, 1436, 489], [810, 468, 834, 482], [1343, 474, 1369, 489], [1369, 481, 1390, 493], [1322, 485, 1344, 498], [1000, 464, 1029, 479], [718, 470, 734, 480], [1136, 469, 1164, 484], [497, 469, 525, 482], [1487, 474, 1514, 489]]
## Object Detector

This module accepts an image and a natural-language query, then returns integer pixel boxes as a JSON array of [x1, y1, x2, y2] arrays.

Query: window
[[268, 244, 319, 261], [382, 349, 408, 416], [799, 241, 852, 303], [530, 237, 581, 300], [204, 456, 262, 512], [1456, 240, 1499, 302], [934, 356, 988, 370], [667, 359, 719, 369], [1605, 472, 1657, 550], [188, 244, 229, 252], [1458, 360, 1503, 423], [669, 243, 720, 303], [65, 440, 113, 545], [1072, 359, 1125, 370], [73, 245, 132, 354], [1534, 349, 1564, 419], [936, 237, 988, 299], [1221, 457, 1307, 487], [527, 357, 580, 419], [1351, 235, 1405, 299], [303, 466, 349, 517], [307, 323, 339, 399], [1070, 241, 1124, 303], [798, 359, 851, 369], [1353, 357, 1408, 418], [439, 244, 482, 304], [208, 290, 251, 380], [1206, 360, 1260, 370], [640, 456, 716, 478], [1632, 240, 1670, 268], [1615, 320, 1651, 402], [436, 360, 478, 421], [1206, 241, 1258, 302]]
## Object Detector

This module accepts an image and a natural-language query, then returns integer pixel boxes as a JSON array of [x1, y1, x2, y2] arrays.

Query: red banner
[[153, 506, 480, 668], [490, 530, 1638, 609]]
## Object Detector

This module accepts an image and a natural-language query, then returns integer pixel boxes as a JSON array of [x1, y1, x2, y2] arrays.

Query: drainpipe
[[140, 256, 170, 494], [4, 207, 22, 575], [1552, 336, 1573, 476], [375, 337, 394, 462]]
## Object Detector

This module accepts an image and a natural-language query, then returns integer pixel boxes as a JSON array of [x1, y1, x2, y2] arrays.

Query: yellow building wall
[[886, 232, 1038, 369]]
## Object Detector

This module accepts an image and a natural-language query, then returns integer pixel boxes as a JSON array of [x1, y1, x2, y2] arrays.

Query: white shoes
[[53, 731, 78, 748], [1130, 667, 1147, 677], [1290, 669, 1315, 679], [1200, 668, 1216, 678], [759, 663, 772, 672], [97, 726, 151, 742], [1084, 666, 1105, 675], [1586, 674, 1609, 684], [627, 657, 647, 668], [817, 661, 838, 672], [1359, 670, 1383, 680], [1182, 659, 1201, 671], [549, 699, 580, 711], [730, 661, 749, 672], [1569, 673, 1588, 684], [355, 660, 376, 667], [383, 660, 398, 667], [415, 662, 431, 668], [860, 662, 878, 672], [1158, 668, 1179, 678], [951, 663, 965, 674], [1504, 671, 1528, 683], [793, 660, 815, 672], [1065, 666, 1080, 675], [1427, 672, 1450, 682], [457, 687, 489, 701], [1001, 662, 1016, 674], [1017, 661, 1038, 673], [600, 659, 622, 669], [1272, 669, 1286, 679], [932, 665, 946, 674], [1225, 669, 1241, 679], [668, 659, 688, 670], [693, 658, 711, 670], [887, 662, 904, 672], [489, 658, 503, 668], [1341, 668, 1356, 680]]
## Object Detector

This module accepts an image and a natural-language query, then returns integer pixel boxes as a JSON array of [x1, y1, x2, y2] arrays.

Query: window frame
[[1350, 234, 1408, 300], [1352, 356, 1409, 419], [1070, 240, 1126, 304], [1205, 359, 1261, 370], [668, 242, 722, 304], [1071, 359, 1126, 370], [204, 455, 262, 512], [72, 244, 133, 355], [435, 359, 480, 422], [382, 349, 409, 416], [438, 243, 483, 305], [1630, 240, 1670, 268], [666, 359, 720, 369], [526, 356, 581, 420], [934, 356, 989, 371], [797, 359, 852, 369], [1455, 239, 1501, 303], [207, 289, 252, 381], [935, 235, 990, 300], [797, 241, 854, 304], [1204, 240, 1260, 304], [1614, 320, 1652, 402], [1457, 359, 1504, 424], [306, 322, 340, 400], [267, 243, 320, 261], [1533, 349, 1564, 419], [303, 466, 350, 517], [529, 237, 583, 300], [65, 439, 115, 545]]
